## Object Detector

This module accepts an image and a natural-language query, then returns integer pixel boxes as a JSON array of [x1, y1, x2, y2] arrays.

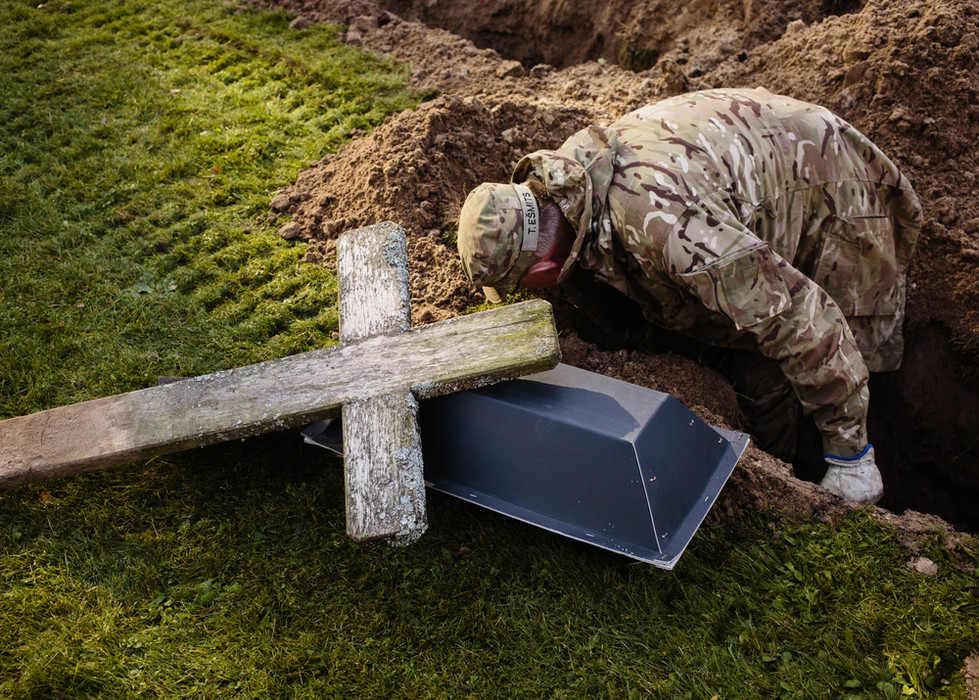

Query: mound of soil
[[251, 0, 979, 538]]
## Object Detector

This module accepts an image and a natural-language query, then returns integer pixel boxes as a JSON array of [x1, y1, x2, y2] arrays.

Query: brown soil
[[249, 0, 979, 542]]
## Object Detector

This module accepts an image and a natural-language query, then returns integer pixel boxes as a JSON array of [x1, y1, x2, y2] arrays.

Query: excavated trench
[[379, 0, 979, 532], [867, 326, 979, 531], [377, 0, 866, 71], [269, 0, 979, 531]]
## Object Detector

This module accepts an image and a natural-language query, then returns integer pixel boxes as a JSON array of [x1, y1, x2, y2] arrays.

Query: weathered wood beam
[[0, 298, 561, 490], [337, 222, 426, 544]]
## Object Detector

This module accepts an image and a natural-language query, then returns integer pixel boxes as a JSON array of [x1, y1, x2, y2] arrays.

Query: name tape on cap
[[513, 183, 539, 252]]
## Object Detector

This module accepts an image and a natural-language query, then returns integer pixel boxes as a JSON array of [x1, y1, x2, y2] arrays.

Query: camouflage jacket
[[513, 88, 921, 457]]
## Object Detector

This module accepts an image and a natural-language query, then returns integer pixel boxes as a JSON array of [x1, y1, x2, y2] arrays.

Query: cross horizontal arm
[[0, 299, 560, 489]]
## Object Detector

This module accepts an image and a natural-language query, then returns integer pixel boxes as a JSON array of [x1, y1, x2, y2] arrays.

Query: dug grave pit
[[374, 0, 869, 72]]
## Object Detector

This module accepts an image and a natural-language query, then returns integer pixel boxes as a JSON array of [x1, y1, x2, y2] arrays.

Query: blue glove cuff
[[824, 444, 873, 462]]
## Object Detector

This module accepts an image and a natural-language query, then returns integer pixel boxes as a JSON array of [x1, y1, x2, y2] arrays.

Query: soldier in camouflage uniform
[[458, 88, 921, 505]]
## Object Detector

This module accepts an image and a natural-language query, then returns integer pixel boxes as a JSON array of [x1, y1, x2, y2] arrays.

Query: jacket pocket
[[812, 215, 899, 317]]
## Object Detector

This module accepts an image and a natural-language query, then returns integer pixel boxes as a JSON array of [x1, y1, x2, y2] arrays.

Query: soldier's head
[[458, 180, 573, 303]]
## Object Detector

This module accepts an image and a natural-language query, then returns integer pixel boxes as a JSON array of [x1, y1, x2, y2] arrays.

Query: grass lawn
[[1, 0, 978, 697]]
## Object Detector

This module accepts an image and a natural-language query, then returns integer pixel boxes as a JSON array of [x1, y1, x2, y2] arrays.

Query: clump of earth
[[250, 0, 979, 546]]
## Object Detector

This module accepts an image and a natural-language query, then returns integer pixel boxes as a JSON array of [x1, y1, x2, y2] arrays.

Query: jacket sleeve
[[664, 211, 870, 458]]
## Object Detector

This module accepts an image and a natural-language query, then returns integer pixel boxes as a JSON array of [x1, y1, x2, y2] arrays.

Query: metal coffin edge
[[419, 363, 749, 569]]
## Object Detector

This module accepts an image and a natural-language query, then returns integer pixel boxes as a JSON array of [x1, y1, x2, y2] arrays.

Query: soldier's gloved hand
[[820, 445, 883, 505]]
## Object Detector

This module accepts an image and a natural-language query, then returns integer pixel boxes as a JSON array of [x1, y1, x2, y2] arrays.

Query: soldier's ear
[[537, 199, 574, 262]]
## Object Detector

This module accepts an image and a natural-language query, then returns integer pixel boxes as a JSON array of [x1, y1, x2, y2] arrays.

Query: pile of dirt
[[250, 0, 979, 537], [276, 95, 597, 322]]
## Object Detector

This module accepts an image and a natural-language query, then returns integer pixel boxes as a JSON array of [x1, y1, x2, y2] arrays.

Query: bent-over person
[[457, 88, 921, 505]]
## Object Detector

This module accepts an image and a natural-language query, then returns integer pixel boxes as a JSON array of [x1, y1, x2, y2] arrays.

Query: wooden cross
[[0, 222, 561, 544]]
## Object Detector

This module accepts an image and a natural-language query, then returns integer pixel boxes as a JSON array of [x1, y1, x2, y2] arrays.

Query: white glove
[[820, 446, 883, 505]]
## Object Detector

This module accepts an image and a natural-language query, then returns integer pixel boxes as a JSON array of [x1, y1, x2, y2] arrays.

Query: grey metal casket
[[419, 363, 748, 569]]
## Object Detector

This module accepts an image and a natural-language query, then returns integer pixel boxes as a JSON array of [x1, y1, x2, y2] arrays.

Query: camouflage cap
[[458, 182, 540, 303]]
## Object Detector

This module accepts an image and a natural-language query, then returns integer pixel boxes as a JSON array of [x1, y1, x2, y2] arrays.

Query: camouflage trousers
[[719, 351, 828, 482]]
